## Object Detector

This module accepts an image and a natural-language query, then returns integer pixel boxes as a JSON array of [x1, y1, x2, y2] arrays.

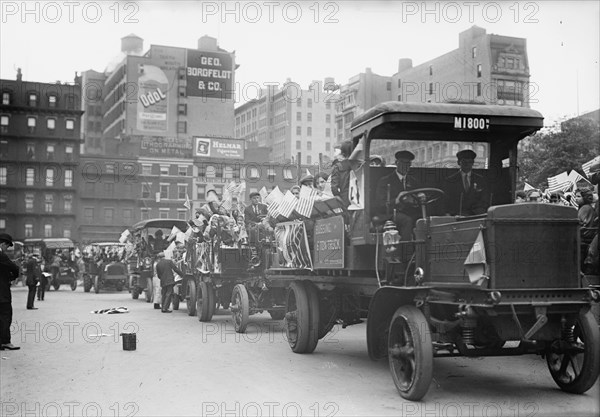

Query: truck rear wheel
[[285, 281, 311, 353], [197, 281, 214, 322], [145, 277, 153, 303], [230, 284, 249, 333], [546, 310, 600, 394], [187, 279, 197, 316]]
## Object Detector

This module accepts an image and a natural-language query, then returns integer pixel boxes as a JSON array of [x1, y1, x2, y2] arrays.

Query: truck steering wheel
[[397, 188, 445, 207]]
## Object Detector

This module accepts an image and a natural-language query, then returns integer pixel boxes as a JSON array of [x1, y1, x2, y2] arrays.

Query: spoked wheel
[[230, 284, 249, 333], [303, 281, 320, 353], [172, 286, 180, 311], [388, 305, 433, 401], [285, 281, 318, 353], [145, 277, 153, 303], [197, 281, 214, 322], [94, 276, 100, 294], [83, 276, 91, 293], [187, 279, 197, 316], [546, 310, 600, 394], [70, 280, 77, 291]]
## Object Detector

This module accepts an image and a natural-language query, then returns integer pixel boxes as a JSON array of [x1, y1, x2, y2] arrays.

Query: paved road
[[1, 285, 598, 417]]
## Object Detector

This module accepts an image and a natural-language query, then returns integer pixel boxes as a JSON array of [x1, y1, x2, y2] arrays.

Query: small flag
[[183, 193, 191, 210], [547, 171, 570, 193], [582, 156, 600, 177], [267, 201, 281, 218], [167, 226, 183, 242], [464, 230, 488, 284], [221, 189, 233, 212], [295, 185, 318, 218], [523, 182, 534, 191], [567, 170, 590, 187], [265, 186, 284, 206], [259, 186, 268, 201], [278, 190, 299, 218]]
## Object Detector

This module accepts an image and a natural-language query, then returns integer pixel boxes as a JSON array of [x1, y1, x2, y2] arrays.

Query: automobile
[[82, 242, 128, 293], [257, 101, 599, 401], [128, 219, 190, 304], [24, 238, 78, 291]]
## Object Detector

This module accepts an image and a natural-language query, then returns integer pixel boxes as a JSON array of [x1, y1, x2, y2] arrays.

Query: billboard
[[140, 136, 193, 158], [136, 64, 169, 132], [186, 50, 234, 98], [194, 137, 244, 160]]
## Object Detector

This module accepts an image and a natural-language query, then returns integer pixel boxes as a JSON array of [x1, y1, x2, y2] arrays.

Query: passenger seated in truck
[[375, 150, 421, 241], [443, 149, 489, 216]]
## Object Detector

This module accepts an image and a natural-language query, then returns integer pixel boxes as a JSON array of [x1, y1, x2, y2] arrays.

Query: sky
[[1, 0, 598, 125]]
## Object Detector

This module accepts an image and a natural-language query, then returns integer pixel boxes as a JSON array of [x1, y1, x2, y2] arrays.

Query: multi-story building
[[79, 69, 107, 155], [77, 34, 239, 241], [235, 79, 339, 166], [0, 70, 83, 240], [337, 26, 530, 169]]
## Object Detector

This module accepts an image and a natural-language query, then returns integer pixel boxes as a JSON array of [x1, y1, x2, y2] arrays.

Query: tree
[[518, 117, 599, 188]]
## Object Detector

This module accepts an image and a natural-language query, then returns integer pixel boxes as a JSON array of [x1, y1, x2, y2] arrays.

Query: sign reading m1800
[[186, 50, 233, 98], [454, 116, 490, 131]]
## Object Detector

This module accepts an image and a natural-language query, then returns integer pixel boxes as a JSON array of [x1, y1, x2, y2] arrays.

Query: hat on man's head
[[0, 233, 14, 247], [456, 149, 477, 161], [369, 155, 384, 164], [249, 191, 260, 198], [394, 150, 415, 162], [299, 174, 314, 185]]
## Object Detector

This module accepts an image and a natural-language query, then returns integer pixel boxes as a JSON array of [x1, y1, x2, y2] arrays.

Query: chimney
[[398, 58, 413, 73], [16, 68, 22, 81], [121, 34, 143, 55], [198, 35, 218, 51]]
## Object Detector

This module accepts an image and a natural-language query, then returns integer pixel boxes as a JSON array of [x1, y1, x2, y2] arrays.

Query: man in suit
[[25, 254, 40, 310], [244, 192, 268, 226], [443, 149, 489, 216], [155, 253, 184, 313], [375, 150, 421, 241], [0, 233, 21, 350]]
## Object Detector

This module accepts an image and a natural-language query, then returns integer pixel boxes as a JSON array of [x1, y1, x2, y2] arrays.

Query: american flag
[[523, 182, 535, 191], [267, 200, 281, 218], [278, 190, 299, 218], [259, 186, 268, 201], [221, 189, 233, 212], [547, 171, 570, 193], [265, 186, 284, 205], [582, 156, 600, 177], [295, 185, 318, 218], [567, 170, 590, 187]]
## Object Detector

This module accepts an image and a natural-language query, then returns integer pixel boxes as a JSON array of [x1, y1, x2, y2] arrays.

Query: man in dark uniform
[[375, 150, 421, 241], [25, 254, 40, 310], [443, 149, 489, 216], [244, 192, 268, 226], [155, 254, 184, 313], [0, 233, 21, 350]]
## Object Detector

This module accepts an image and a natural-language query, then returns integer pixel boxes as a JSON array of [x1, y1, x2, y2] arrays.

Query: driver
[[443, 149, 489, 216], [375, 150, 421, 241]]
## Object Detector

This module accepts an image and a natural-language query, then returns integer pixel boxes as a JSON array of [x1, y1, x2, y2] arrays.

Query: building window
[[307, 141, 312, 151], [84, 207, 94, 223], [297, 98, 302, 106], [325, 114, 331, 123], [64, 194, 72, 212], [178, 184, 187, 199], [307, 113, 312, 122], [65, 119, 74, 130], [296, 140, 301, 150], [142, 164, 152, 176], [177, 209, 187, 220], [283, 168, 293, 180], [106, 163, 115, 174], [0, 115, 8, 133], [25, 193, 34, 211], [64, 169, 73, 187], [205, 165, 216, 178], [0, 166, 6, 185], [267, 168, 276, 180], [47, 144, 55, 160], [141, 208, 150, 220], [386, 81, 392, 91], [159, 209, 170, 219], [178, 165, 187, 176], [307, 127, 312, 136], [27, 117, 36, 131], [1, 92, 9, 105], [429, 83, 433, 95], [178, 103, 187, 115], [43, 223, 52, 237], [325, 128, 330, 138], [123, 208, 132, 223], [178, 86, 186, 97], [63, 228, 71, 238], [26, 168, 35, 186], [0, 140, 6, 159], [44, 194, 53, 212], [477, 64, 482, 78], [306, 98, 312, 108], [223, 166, 233, 179], [25, 224, 33, 237], [104, 208, 114, 222], [295, 126, 301, 135], [477, 83, 482, 97], [296, 112, 302, 122], [160, 184, 169, 199], [48, 95, 57, 107], [0, 219, 4, 229], [29, 93, 37, 107], [177, 121, 187, 133], [307, 155, 312, 165], [0, 194, 6, 211], [429, 65, 433, 76], [26, 143, 35, 159], [326, 142, 331, 152], [160, 165, 169, 176], [197, 185, 205, 201], [65, 145, 73, 160], [397, 94, 402, 101], [46, 168, 54, 187], [248, 167, 259, 179]]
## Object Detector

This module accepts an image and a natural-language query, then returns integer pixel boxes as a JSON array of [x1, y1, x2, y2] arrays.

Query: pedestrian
[[155, 253, 184, 313], [37, 258, 48, 301], [50, 250, 61, 287], [0, 233, 21, 350], [25, 254, 40, 310]]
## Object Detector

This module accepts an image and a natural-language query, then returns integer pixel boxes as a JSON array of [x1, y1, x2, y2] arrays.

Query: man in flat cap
[[244, 192, 268, 227], [375, 150, 421, 240], [0, 233, 21, 350], [443, 149, 489, 216]]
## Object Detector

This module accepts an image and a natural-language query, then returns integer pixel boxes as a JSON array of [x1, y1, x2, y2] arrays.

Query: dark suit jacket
[[155, 259, 184, 287], [0, 251, 20, 303], [443, 170, 489, 216], [375, 171, 420, 217], [244, 203, 268, 225]]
